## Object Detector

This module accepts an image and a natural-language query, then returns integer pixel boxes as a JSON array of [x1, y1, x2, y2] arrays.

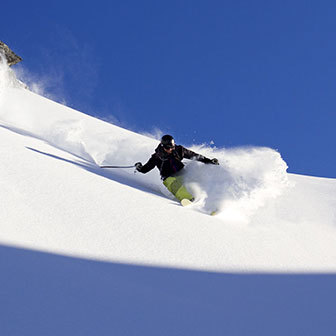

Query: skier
[[135, 135, 219, 205]]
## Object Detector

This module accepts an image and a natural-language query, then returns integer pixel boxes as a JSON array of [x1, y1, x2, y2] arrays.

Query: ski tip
[[210, 210, 217, 216], [181, 199, 193, 207]]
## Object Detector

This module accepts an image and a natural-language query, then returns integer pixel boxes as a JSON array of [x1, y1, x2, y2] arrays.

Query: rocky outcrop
[[0, 41, 22, 66]]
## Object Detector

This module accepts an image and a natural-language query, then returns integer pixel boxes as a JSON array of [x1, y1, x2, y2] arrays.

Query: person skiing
[[135, 134, 219, 205]]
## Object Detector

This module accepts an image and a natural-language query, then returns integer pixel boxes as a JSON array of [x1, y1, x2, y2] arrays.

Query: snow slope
[[1, 61, 336, 335]]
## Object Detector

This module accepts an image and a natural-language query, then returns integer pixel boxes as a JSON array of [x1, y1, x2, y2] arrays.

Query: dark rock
[[0, 41, 22, 66]]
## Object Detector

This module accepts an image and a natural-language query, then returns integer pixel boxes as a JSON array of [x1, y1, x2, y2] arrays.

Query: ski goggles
[[163, 144, 175, 150]]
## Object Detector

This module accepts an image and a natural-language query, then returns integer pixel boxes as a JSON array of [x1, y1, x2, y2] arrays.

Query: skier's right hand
[[135, 162, 143, 172]]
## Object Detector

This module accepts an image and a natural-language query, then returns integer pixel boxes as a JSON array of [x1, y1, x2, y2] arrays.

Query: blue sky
[[2, 0, 336, 178]]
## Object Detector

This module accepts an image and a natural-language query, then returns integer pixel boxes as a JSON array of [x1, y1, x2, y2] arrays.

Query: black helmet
[[161, 134, 175, 149]]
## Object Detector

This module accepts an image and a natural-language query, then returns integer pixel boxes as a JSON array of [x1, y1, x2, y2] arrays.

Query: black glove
[[210, 158, 219, 165], [135, 162, 143, 171]]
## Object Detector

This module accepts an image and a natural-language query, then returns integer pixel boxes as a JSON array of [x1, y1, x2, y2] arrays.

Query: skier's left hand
[[210, 158, 219, 165], [135, 162, 143, 171]]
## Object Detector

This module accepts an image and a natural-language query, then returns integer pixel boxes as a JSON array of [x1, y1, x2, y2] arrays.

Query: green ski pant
[[163, 176, 194, 202]]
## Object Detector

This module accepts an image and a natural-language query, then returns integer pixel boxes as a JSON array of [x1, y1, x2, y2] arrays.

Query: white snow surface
[[1, 63, 336, 274]]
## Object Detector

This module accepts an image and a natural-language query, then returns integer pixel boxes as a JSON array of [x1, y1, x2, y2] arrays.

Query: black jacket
[[138, 144, 212, 180]]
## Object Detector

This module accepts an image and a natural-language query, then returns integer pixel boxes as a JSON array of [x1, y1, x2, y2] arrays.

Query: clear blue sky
[[2, 0, 336, 178]]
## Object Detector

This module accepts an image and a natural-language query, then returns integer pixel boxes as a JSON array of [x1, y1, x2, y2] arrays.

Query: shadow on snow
[[1, 244, 335, 336]]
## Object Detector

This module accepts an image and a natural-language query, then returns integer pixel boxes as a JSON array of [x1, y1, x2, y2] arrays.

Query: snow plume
[[182, 145, 289, 222], [13, 64, 67, 105], [98, 137, 289, 222], [0, 57, 64, 107], [0, 55, 21, 95], [140, 127, 163, 141], [0, 57, 24, 120]]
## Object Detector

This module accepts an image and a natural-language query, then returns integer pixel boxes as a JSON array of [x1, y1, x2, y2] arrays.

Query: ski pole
[[100, 165, 135, 169]]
